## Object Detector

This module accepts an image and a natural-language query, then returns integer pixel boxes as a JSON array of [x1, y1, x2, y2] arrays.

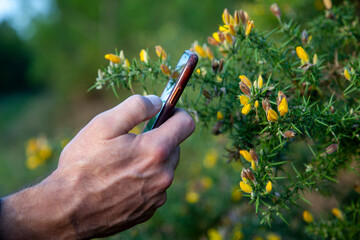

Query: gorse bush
[[94, 0, 360, 238]]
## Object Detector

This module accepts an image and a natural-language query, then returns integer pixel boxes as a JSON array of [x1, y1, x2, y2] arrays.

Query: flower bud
[[266, 181, 272, 193], [234, 10, 240, 27], [211, 59, 219, 73], [241, 168, 256, 182], [323, 0, 332, 10], [249, 149, 258, 163], [239, 10, 249, 26], [202, 89, 211, 99], [160, 64, 171, 76], [218, 59, 224, 73], [270, 3, 281, 19], [239, 82, 251, 96], [262, 98, 271, 112], [283, 131, 296, 138], [155, 45, 167, 60], [325, 143, 338, 154], [208, 36, 220, 46], [205, 46, 214, 60], [217, 31, 225, 42], [301, 30, 309, 45], [222, 8, 230, 25], [331, 208, 344, 220], [245, 20, 255, 37], [277, 91, 288, 117]]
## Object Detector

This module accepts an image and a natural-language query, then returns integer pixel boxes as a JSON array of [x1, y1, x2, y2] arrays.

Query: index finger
[[145, 108, 195, 150]]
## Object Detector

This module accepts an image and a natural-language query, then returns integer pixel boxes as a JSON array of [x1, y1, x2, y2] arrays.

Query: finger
[[90, 95, 162, 139], [166, 146, 180, 171], [147, 108, 195, 150]]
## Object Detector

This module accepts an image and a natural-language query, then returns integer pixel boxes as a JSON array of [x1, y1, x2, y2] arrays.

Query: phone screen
[[143, 51, 192, 132]]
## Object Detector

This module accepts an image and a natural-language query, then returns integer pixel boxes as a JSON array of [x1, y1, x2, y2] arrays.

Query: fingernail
[[146, 95, 162, 109]]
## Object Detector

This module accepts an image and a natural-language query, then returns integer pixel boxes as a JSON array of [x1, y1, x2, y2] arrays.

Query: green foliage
[[95, 0, 360, 238]]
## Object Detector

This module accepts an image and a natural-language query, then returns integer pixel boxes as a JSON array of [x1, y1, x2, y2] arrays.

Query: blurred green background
[[0, 0, 347, 239]]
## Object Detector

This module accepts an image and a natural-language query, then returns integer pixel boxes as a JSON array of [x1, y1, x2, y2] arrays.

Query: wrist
[[0, 170, 76, 239]]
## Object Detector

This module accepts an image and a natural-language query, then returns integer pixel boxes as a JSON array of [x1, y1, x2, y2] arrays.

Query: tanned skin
[[0, 95, 195, 239]]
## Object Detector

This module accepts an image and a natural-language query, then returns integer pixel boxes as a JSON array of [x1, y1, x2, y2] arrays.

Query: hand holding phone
[[143, 50, 198, 132]]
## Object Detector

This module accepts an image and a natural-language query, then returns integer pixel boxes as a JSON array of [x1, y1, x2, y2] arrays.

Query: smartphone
[[143, 50, 198, 132]]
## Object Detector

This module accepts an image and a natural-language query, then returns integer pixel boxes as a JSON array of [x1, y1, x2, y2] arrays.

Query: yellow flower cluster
[[238, 149, 273, 194], [207, 8, 254, 49], [262, 91, 289, 122], [26, 136, 52, 170], [192, 42, 214, 60], [238, 75, 263, 115]]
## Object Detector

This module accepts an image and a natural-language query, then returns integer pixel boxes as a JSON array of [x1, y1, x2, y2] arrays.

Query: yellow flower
[[104, 53, 121, 63], [266, 233, 281, 240], [296, 46, 309, 63], [233, 229, 244, 240], [245, 20, 254, 36], [239, 75, 252, 88], [278, 98, 288, 116], [266, 181, 272, 193], [239, 150, 253, 162], [155, 45, 167, 60], [123, 59, 130, 69], [239, 181, 253, 193], [186, 191, 199, 204], [267, 109, 279, 122], [217, 111, 224, 120], [344, 68, 351, 81], [208, 228, 223, 240], [251, 160, 256, 171], [219, 24, 236, 36], [239, 95, 250, 105], [222, 8, 230, 25], [216, 75, 223, 83], [257, 75, 263, 89], [323, 0, 332, 10], [234, 10, 240, 27], [201, 177, 213, 190], [139, 49, 149, 64], [313, 54, 318, 65], [225, 33, 233, 44], [26, 155, 42, 170], [303, 210, 314, 223], [212, 32, 222, 43], [254, 100, 259, 109], [331, 208, 344, 220], [160, 64, 171, 76], [231, 188, 242, 202], [194, 44, 207, 58], [241, 103, 251, 115], [203, 149, 218, 168], [205, 46, 214, 60], [25, 136, 52, 170]]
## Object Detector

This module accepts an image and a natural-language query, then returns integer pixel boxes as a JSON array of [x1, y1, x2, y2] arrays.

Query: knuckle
[[156, 193, 167, 207], [150, 144, 170, 163], [160, 172, 174, 190], [127, 95, 149, 116]]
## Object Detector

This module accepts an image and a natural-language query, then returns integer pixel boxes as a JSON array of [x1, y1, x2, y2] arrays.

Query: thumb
[[91, 95, 162, 139]]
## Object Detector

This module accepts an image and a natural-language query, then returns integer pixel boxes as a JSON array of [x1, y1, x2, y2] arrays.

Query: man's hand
[[0, 95, 195, 239]]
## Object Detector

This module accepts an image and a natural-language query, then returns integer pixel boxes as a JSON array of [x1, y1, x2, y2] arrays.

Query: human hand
[[0, 95, 195, 239]]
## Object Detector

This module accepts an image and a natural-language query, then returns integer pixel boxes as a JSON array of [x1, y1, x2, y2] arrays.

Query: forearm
[[0, 172, 76, 239]]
